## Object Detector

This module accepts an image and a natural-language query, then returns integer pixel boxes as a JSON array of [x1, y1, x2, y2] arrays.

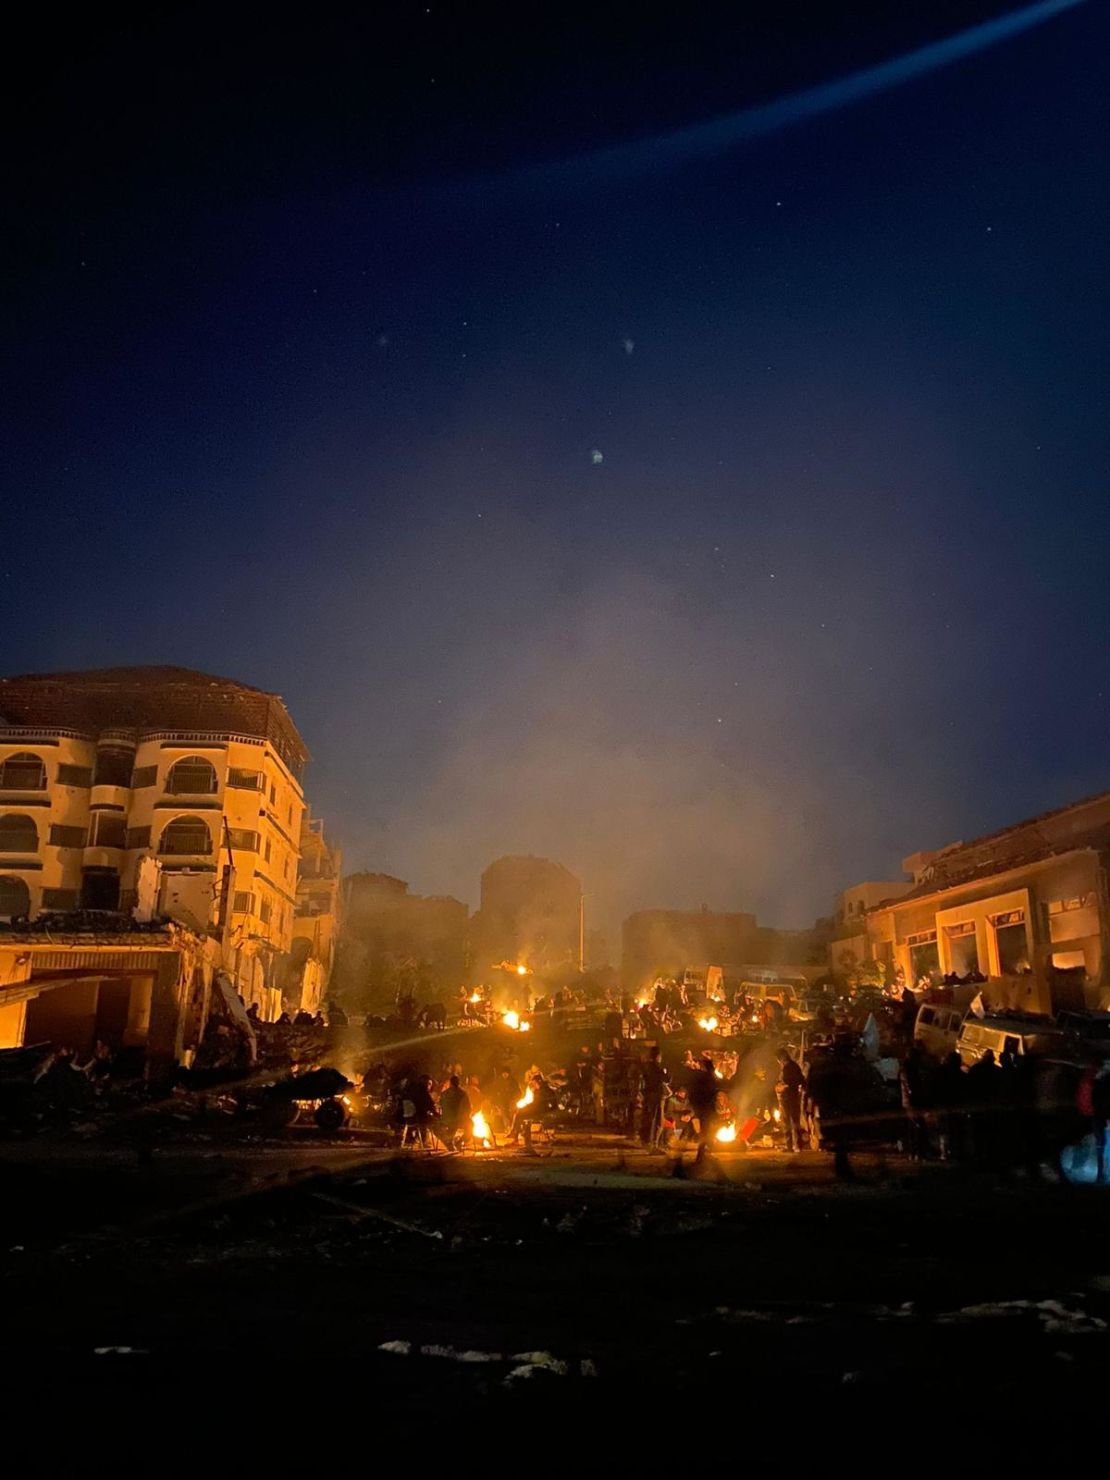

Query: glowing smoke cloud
[[537, 0, 1087, 183]]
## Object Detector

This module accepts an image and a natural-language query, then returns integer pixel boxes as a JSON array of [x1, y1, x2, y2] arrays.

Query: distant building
[[0, 665, 311, 1043], [621, 905, 818, 994], [865, 789, 1110, 1012], [339, 871, 468, 1004], [282, 812, 341, 1016], [470, 855, 582, 980], [827, 878, 912, 978]]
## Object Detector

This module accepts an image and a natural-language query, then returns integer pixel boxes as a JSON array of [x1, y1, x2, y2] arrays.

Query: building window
[[232, 890, 255, 914], [259, 896, 272, 925], [906, 930, 939, 983], [264, 838, 272, 863], [126, 825, 152, 850], [0, 813, 38, 853], [0, 875, 31, 918], [158, 815, 213, 856], [130, 765, 158, 789], [166, 756, 219, 796], [48, 823, 87, 848], [93, 748, 135, 787], [228, 768, 262, 791], [287, 804, 293, 824], [227, 828, 260, 852], [269, 782, 277, 804], [945, 922, 980, 976], [57, 764, 93, 787], [41, 887, 79, 911], [1051, 950, 1086, 972], [89, 813, 127, 849], [992, 909, 1030, 975], [0, 753, 46, 791]]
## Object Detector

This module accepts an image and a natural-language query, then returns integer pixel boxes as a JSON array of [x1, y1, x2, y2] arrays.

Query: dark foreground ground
[[4, 1126, 1108, 1443]]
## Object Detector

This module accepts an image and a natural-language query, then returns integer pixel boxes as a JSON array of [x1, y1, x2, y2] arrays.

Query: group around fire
[[330, 970, 1110, 1181], [12, 961, 1094, 1181]]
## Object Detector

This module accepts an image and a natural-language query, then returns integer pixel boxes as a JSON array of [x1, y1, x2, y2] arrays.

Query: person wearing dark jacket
[[936, 1050, 967, 1161], [776, 1045, 806, 1152], [688, 1056, 719, 1156], [639, 1047, 669, 1145], [489, 1066, 519, 1133], [403, 1073, 439, 1147], [439, 1074, 472, 1146], [807, 1035, 878, 1180]]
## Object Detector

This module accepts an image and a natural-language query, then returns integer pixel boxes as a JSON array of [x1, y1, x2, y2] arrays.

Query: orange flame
[[715, 1123, 737, 1143], [471, 1110, 492, 1144], [515, 1084, 534, 1111]]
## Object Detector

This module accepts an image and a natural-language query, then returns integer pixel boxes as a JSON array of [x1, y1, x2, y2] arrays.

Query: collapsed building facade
[[0, 666, 335, 1063], [856, 789, 1110, 1013], [283, 812, 342, 1017]]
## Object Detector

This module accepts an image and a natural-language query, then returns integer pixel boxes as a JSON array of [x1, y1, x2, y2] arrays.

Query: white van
[[955, 1015, 1066, 1069], [738, 981, 798, 1012], [913, 1004, 964, 1058]]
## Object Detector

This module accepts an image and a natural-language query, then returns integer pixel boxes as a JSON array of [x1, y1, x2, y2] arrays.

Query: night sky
[[3, 2, 1107, 942]]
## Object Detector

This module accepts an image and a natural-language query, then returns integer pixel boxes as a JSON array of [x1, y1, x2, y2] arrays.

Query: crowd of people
[[898, 1038, 1110, 1178], [346, 1033, 819, 1160]]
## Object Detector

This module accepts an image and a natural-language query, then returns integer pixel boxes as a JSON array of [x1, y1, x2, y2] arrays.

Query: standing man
[[639, 1046, 668, 1146], [776, 1044, 806, 1153], [899, 1039, 929, 1160], [689, 1055, 719, 1157]]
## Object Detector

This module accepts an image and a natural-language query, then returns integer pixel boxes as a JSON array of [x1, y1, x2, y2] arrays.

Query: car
[[913, 1003, 964, 1058], [1056, 1009, 1110, 1052], [955, 1014, 1067, 1069]]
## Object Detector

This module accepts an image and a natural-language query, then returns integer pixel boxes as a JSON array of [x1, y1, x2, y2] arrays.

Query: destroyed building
[[0, 664, 329, 1057], [859, 788, 1110, 1012], [282, 812, 342, 1016]]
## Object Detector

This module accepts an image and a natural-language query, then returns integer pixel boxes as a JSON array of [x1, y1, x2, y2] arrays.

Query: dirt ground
[[4, 1125, 1109, 1440]]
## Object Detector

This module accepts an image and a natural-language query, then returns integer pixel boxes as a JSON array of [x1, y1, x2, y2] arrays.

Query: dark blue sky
[[3, 2, 1108, 940]]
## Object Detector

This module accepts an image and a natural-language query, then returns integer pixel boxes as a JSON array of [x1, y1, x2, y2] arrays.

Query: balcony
[[90, 783, 131, 812]]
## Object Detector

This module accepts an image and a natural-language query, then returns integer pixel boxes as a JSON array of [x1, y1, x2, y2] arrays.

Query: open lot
[[4, 1125, 1109, 1425]]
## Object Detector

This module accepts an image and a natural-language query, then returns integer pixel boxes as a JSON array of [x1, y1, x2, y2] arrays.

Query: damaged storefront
[[0, 920, 220, 1073]]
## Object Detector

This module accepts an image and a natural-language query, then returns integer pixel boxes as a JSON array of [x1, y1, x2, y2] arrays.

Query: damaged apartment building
[[0, 666, 338, 1064], [844, 788, 1110, 1013]]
